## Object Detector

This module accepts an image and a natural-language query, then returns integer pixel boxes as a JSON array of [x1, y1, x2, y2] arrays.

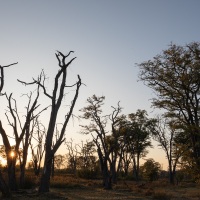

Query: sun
[[10, 151, 15, 158]]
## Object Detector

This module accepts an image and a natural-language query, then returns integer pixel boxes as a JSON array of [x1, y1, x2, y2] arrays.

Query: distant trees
[[138, 42, 200, 179], [77, 141, 96, 171], [65, 139, 79, 175], [151, 117, 186, 184], [140, 159, 161, 181], [53, 154, 66, 170], [29, 119, 46, 176], [126, 110, 153, 180], [80, 95, 155, 188], [64, 139, 98, 178]]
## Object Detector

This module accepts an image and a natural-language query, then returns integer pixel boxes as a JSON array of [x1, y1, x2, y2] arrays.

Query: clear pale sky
[[1, 0, 200, 169]]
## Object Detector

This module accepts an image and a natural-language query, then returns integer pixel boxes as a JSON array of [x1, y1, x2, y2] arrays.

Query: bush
[[77, 169, 99, 179], [153, 191, 171, 200], [140, 159, 161, 181], [50, 181, 81, 189]]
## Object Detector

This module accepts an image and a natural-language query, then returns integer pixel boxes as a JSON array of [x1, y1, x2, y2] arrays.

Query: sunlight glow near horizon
[[0, 0, 200, 171]]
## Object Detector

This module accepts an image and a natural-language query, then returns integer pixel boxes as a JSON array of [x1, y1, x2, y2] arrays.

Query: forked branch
[[0, 62, 18, 95]]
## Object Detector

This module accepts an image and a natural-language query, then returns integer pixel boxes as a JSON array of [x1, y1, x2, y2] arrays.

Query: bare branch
[[18, 70, 53, 99], [1, 62, 18, 68], [17, 79, 37, 85], [0, 62, 18, 94], [52, 75, 82, 154]]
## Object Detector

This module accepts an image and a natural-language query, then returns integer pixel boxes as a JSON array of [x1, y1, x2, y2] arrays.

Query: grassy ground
[[3, 174, 200, 200]]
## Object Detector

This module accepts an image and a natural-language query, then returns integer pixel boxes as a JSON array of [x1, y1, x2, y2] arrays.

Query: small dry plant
[[153, 190, 171, 200]]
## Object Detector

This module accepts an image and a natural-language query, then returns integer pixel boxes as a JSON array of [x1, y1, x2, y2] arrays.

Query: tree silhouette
[[138, 42, 200, 176], [19, 51, 82, 192], [29, 118, 46, 176], [0, 88, 46, 190], [80, 95, 123, 189], [0, 62, 17, 95], [0, 62, 17, 197], [126, 110, 153, 181], [151, 116, 186, 184]]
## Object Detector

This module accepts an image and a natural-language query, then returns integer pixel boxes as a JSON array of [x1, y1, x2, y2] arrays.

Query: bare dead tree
[[18, 51, 82, 192], [80, 95, 123, 189], [0, 62, 17, 197], [108, 103, 125, 184], [29, 119, 46, 176], [65, 139, 79, 175], [0, 84, 47, 190], [151, 116, 186, 184], [18, 92, 47, 188], [77, 140, 96, 170], [18, 115, 37, 188]]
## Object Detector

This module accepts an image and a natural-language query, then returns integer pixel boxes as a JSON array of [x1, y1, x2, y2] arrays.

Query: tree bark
[[7, 158, 17, 191], [38, 155, 52, 193], [102, 162, 112, 190], [0, 171, 11, 198], [19, 128, 29, 188]]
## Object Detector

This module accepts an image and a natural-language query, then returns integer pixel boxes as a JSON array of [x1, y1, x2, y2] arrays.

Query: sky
[[0, 0, 200, 169]]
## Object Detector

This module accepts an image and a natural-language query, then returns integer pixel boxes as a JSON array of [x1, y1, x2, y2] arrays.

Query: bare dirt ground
[[4, 175, 200, 200], [9, 182, 200, 200], [8, 187, 151, 200]]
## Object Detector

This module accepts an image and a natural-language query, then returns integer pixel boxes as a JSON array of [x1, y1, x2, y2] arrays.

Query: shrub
[[140, 159, 161, 181], [77, 169, 99, 179], [153, 191, 171, 200]]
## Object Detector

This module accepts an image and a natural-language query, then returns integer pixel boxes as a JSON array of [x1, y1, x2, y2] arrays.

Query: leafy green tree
[[53, 154, 66, 169], [140, 159, 161, 181], [126, 110, 153, 180], [138, 42, 200, 175]]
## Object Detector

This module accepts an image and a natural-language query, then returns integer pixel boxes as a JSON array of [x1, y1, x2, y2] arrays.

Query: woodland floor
[[3, 174, 200, 200]]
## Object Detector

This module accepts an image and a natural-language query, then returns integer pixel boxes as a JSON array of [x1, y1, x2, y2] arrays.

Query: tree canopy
[[138, 42, 200, 172]]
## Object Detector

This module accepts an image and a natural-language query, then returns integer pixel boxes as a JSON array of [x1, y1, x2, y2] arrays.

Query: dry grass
[[2, 174, 200, 200]]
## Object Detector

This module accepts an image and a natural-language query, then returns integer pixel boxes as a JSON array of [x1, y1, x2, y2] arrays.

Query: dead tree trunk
[[40, 52, 81, 192], [0, 88, 45, 190], [0, 171, 11, 198], [19, 126, 30, 188], [0, 62, 17, 194]]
